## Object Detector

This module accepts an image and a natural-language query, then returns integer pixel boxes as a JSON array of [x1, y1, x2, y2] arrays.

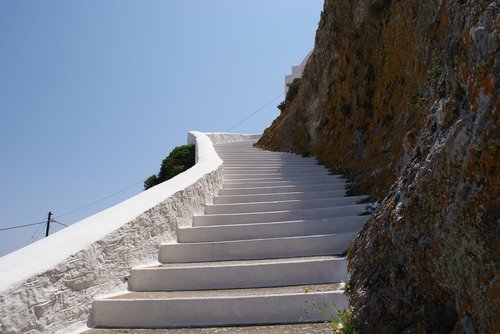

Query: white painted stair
[[90, 139, 370, 329]]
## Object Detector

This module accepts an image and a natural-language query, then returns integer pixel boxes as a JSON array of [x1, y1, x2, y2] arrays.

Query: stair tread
[[198, 204, 366, 218], [83, 322, 331, 333], [105, 283, 343, 300], [137, 255, 344, 270], [209, 196, 365, 207]]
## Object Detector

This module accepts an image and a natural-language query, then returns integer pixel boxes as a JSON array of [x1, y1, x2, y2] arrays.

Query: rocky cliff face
[[258, 0, 499, 333]]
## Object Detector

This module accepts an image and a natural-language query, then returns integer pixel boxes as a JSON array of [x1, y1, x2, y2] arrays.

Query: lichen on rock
[[258, 0, 499, 332]]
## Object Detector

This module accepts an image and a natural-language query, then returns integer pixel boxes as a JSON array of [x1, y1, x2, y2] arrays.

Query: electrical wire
[[0, 221, 46, 232], [25, 218, 47, 245], [4, 94, 284, 236], [54, 178, 145, 219], [226, 92, 284, 132], [52, 220, 68, 227]]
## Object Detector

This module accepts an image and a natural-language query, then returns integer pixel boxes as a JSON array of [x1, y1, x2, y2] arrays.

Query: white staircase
[[90, 140, 370, 329]]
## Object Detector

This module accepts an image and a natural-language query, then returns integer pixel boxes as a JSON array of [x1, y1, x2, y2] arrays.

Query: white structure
[[285, 50, 312, 94], [90, 140, 370, 329], [0, 132, 370, 333], [0, 132, 258, 334]]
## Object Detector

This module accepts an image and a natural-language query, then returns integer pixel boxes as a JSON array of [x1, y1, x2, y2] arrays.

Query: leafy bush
[[285, 78, 302, 101], [144, 144, 195, 190], [278, 78, 302, 112]]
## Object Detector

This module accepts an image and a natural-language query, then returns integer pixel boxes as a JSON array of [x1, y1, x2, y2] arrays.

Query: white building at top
[[284, 50, 312, 94]]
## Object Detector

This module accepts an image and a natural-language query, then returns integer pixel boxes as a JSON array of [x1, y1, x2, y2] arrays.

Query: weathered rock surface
[[258, 0, 499, 332]]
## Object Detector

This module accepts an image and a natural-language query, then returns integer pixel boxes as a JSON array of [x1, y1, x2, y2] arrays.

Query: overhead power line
[[4, 92, 285, 236], [52, 220, 68, 227], [227, 92, 284, 132], [0, 221, 46, 232], [54, 178, 145, 219]]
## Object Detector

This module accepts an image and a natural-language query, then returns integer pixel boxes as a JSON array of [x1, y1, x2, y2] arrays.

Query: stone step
[[213, 190, 346, 204], [223, 167, 326, 175], [159, 233, 355, 263], [205, 196, 366, 214], [91, 284, 346, 329], [218, 155, 307, 161], [219, 183, 346, 195], [194, 204, 367, 226], [223, 174, 340, 183], [223, 171, 330, 180], [128, 256, 346, 291], [224, 164, 322, 169], [222, 178, 344, 190], [223, 161, 317, 167], [178, 216, 368, 243], [83, 322, 333, 334]]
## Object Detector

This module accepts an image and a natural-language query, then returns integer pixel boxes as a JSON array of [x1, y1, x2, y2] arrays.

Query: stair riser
[[223, 162, 317, 167], [224, 169, 326, 175], [223, 175, 339, 183], [205, 196, 366, 214], [159, 234, 355, 263], [91, 292, 347, 328], [219, 183, 346, 195], [128, 259, 346, 291], [222, 179, 343, 189], [213, 190, 347, 204], [194, 204, 366, 226], [178, 216, 367, 243], [223, 172, 330, 180]]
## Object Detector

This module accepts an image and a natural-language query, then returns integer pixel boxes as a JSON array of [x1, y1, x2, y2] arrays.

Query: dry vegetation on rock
[[258, 0, 499, 332]]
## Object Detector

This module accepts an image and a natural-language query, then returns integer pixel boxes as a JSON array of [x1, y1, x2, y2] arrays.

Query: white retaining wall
[[0, 132, 258, 334]]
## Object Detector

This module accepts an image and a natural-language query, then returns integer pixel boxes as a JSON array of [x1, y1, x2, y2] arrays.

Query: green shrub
[[285, 78, 302, 101], [144, 144, 195, 190], [331, 308, 359, 334], [277, 78, 302, 112]]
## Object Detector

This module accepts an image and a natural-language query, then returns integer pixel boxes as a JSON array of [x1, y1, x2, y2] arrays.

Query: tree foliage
[[144, 144, 196, 190]]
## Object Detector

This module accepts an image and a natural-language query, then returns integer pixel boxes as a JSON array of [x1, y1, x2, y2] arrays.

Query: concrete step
[[221, 159, 315, 165], [213, 190, 347, 204], [223, 161, 318, 167], [128, 256, 346, 291], [83, 322, 333, 334], [222, 178, 344, 189], [223, 174, 341, 183], [219, 154, 308, 163], [159, 233, 355, 263], [223, 171, 330, 180], [224, 164, 322, 169], [91, 284, 346, 328], [178, 216, 368, 243], [223, 167, 326, 175], [205, 196, 366, 214], [219, 183, 346, 196], [194, 204, 367, 226]]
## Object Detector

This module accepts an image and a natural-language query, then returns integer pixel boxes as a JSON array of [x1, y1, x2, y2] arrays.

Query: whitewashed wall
[[0, 132, 258, 334], [284, 50, 313, 94]]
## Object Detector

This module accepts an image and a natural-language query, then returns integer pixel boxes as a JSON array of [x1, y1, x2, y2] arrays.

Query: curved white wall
[[0, 132, 258, 334]]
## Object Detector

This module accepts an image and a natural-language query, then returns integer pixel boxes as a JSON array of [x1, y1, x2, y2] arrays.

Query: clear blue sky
[[0, 0, 323, 256]]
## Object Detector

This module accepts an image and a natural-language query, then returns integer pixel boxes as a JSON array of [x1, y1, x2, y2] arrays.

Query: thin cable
[[52, 220, 68, 227], [54, 178, 145, 219], [0, 221, 46, 232], [227, 92, 284, 132], [25, 220, 46, 245]]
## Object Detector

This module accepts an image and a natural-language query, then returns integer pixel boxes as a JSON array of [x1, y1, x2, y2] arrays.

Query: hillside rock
[[257, 0, 499, 332]]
